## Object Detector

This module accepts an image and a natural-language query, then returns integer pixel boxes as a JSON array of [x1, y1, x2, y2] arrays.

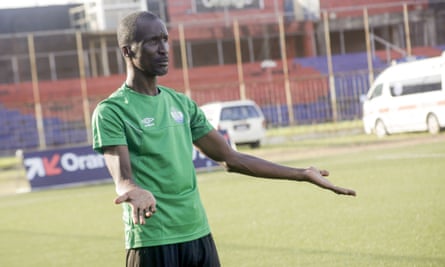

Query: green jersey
[[92, 84, 214, 248]]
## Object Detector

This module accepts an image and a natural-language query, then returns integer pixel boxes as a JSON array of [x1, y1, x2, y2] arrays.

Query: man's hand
[[114, 187, 157, 224], [303, 166, 356, 196]]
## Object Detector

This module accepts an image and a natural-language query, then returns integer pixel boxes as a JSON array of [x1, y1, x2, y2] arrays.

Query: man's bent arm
[[103, 145, 157, 224], [103, 145, 137, 194]]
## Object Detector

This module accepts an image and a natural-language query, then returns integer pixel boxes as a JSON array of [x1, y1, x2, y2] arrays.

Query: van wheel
[[250, 141, 260, 148], [375, 120, 387, 138], [427, 113, 440, 134]]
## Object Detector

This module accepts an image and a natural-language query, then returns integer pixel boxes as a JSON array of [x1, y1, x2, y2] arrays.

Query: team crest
[[170, 107, 184, 123]]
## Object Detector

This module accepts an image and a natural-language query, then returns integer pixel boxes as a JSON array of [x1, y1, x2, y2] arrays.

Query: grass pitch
[[0, 133, 444, 266]]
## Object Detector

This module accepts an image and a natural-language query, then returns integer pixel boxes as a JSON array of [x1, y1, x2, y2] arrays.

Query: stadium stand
[[1, 47, 443, 153]]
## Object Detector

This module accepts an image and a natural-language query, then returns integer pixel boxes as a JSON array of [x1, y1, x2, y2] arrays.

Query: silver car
[[200, 100, 266, 148]]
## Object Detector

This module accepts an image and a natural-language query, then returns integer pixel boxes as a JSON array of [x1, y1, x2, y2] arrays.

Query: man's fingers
[[335, 187, 356, 196], [149, 205, 157, 214], [132, 209, 141, 225], [131, 208, 157, 225], [114, 193, 129, 204], [113, 189, 157, 224], [320, 169, 329, 176], [145, 211, 153, 218], [138, 209, 146, 225], [144, 206, 156, 218], [345, 189, 356, 196]]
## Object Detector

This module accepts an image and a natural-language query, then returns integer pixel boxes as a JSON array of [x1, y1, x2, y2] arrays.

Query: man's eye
[[148, 39, 158, 45]]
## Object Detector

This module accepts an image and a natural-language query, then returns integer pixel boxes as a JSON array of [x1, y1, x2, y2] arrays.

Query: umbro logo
[[141, 117, 155, 127]]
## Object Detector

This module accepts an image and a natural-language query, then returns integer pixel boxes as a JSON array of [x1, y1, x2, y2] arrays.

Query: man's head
[[117, 11, 169, 77]]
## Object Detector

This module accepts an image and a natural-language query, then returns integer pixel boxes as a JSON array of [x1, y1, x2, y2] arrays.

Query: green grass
[[0, 133, 444, 266]]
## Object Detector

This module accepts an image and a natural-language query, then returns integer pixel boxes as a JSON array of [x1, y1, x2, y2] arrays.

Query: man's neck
[[125, 76, 159, 96]]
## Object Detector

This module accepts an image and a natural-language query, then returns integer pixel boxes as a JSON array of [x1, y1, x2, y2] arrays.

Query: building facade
[[0, 0, 444, 84]]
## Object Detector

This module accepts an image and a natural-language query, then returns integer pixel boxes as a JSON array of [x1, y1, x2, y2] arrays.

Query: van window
[[369, 84, 383, 100], [390, 75, 442, 97], [221, 105, 260, 121]]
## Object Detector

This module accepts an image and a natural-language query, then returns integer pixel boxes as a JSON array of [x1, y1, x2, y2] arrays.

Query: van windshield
[[369, 84, 383, 100]]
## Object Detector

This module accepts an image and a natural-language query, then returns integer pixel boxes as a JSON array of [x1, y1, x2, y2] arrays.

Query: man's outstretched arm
[[194, 130, 356, 196]]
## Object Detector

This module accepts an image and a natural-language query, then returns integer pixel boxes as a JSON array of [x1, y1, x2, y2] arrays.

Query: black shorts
[[126, 234, 221, 267]]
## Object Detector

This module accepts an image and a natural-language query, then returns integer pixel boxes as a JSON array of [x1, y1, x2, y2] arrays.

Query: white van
[[200, 100, 266, 148], [362, 52, 445, 137]]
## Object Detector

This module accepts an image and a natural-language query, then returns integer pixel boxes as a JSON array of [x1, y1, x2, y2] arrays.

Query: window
[[390, 75, 442, 97], [221, 106, 260, 121], [146, 0, 168, 22], [369, 84, 383, 100], [194, 0, 264, 13], [191, 42, 219, 67]]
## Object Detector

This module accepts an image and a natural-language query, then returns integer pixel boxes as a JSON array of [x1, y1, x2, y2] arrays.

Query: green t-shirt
[[92, 84, 214, 248]]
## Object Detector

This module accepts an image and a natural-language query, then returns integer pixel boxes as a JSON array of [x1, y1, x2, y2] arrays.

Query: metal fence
[[1, 1, 444, 156]]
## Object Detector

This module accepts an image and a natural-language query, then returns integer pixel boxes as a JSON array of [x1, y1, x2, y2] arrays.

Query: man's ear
[[122, 46, 133, 58]]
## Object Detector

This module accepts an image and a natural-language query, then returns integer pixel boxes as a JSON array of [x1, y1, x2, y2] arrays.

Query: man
[[92, 11, 356, 267]]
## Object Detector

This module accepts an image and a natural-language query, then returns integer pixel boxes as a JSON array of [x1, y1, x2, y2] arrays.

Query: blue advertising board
[[23, 145, 220, 191], [23, 146, 112, 190]]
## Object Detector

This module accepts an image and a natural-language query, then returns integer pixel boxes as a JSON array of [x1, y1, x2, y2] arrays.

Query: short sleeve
[[188, 99, 214, 142], [91, 103, 127, 154]]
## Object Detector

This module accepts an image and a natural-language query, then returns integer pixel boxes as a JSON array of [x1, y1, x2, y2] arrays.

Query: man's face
[[130, 18, 169, 77]]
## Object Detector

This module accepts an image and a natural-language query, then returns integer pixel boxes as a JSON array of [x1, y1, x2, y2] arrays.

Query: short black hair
[[117, 11, 159, 47]]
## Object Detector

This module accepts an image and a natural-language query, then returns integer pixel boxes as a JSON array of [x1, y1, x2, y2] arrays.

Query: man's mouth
[[157, 58, 169, 67]]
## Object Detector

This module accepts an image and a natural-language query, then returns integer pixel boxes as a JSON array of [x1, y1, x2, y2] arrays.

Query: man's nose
[[159, 41, 168, 54]]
